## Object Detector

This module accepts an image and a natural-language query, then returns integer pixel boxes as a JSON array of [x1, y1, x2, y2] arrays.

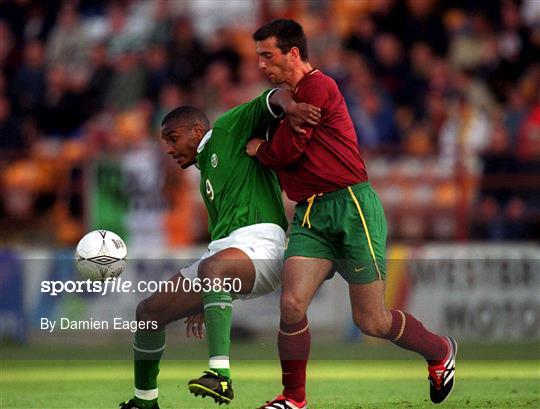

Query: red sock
[[278, 316, 310, 403], [385, 310, 448, 363]]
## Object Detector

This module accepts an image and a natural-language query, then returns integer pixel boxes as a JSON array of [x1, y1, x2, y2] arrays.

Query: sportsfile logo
[[40, 277, 242, 296]]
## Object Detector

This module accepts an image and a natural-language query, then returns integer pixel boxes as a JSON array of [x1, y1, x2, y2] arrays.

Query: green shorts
[[284, 182, 387, 284]]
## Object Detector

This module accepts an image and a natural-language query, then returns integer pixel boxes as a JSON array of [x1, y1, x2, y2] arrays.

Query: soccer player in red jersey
[[246, 19, 457, 409]]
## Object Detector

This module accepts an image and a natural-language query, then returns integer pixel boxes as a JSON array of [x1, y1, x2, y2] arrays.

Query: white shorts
[[180, 223, 286, 300]]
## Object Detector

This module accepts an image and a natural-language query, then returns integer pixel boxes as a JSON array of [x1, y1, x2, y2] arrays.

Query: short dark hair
[[161, 106, 210, 131], [253, 19, 308, 61]]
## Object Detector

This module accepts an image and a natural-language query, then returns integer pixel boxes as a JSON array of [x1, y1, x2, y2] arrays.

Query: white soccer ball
[[75, 230, 128, 281]]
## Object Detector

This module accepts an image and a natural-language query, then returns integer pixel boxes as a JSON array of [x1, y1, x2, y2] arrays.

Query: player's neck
[[287, 62, 313, 89]]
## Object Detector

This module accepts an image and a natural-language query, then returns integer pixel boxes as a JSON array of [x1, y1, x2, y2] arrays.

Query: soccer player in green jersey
[[119, 89, 320, 409]]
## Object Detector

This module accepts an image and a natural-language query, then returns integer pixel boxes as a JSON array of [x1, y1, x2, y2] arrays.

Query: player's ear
[[193, 122, 206, 140], [289, 47, 300, 61]]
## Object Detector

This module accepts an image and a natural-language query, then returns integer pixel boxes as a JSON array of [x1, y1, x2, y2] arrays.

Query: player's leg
[[199, 247, 255, 379], [348, 281, 456, 403], [259, 256, 331, 409], [188, 247, 256, 404], [277, 257, 332, 405], [259, 201, 336, 409], [121, 272, 203, 409], [344, 183, 456, 404], [349, 280, 448, 353]]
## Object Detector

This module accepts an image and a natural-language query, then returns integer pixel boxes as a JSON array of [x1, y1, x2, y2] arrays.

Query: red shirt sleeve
[[256, 76, 329, 168]]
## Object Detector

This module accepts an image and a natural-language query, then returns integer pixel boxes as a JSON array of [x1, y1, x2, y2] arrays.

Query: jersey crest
[[211, 153, 218, 168]]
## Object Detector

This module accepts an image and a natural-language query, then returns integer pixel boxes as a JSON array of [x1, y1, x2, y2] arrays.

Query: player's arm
[[247, 84, 328, 168], [214, 89, 282, 137], [221, 88, 319, 137], [269, 89, 321, 134]]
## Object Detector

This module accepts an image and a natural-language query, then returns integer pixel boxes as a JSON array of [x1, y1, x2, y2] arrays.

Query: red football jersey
[[256, 69, 368, 202]]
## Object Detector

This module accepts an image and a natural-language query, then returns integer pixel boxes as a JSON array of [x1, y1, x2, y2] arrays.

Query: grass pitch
[[1, 343, 539, 408]]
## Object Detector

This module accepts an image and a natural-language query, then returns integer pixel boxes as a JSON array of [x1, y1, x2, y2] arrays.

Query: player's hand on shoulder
[[246, 138, 266, 157], [285, 101, 321, 134], [185, 313, 205, 340]]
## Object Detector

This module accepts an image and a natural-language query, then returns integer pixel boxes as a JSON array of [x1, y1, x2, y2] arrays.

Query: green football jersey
[[196, 89, 288, 241]]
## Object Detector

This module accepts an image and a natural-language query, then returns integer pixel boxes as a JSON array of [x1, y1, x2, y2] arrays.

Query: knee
[[353, 311, 391, 338], [281, 292, 308, 323], [136, 299, 165, 329], [198, 258, 224, 281], [136, 299, 156, 323]]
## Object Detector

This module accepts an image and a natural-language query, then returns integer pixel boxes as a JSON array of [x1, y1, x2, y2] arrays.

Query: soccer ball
[[75, 230, 128, 281]]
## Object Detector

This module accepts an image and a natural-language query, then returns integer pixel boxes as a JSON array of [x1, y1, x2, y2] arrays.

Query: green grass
[[0, 339, 540, 409], [1, 343, 539, 408]]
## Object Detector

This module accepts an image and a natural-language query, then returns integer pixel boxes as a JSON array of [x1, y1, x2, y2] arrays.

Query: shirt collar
[[197, 129, 213, 153], [294, 68, 319, 95]]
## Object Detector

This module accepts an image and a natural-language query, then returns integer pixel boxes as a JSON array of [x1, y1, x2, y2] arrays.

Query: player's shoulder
[[296, 69, 339, 102], [213, 103, 253, 132], [299, 69, 337, 92], [213, 111, 233, 130], [305, 69, 334, 84]]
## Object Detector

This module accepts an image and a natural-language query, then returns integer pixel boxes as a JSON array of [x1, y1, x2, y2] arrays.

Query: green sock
[[133, 329, 165, 408], [203, 291, 233, 379]]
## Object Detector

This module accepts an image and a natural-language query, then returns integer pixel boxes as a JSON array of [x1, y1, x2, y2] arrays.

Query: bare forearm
[[269, 88, 294, 114], [268, 88, 321, 134]]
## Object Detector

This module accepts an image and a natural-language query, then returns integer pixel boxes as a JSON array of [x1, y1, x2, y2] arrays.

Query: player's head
[[161, 106, 210, 169], [253, 19, 308, 84]]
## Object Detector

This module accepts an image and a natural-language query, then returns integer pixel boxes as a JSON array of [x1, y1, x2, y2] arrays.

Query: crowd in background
[[0, 0, 539, 246]]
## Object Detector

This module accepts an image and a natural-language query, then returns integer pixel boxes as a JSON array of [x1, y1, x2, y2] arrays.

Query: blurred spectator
[[349, 86, 400, 151], [146, 0, 174, 45], [45, 3, 88, 70], [504, 88, 529, 143], [480, 122, 516, 200], [343, 14, 377, 64], [474, 121, 537, 240], [517, 103, 540, 162], [452, 69, 497, 113], [521, 0, 540, 28], [403, 122, 435, 157], [403, 0, 448, 55], [447, 10, 494, 71], [235, 60, 267, 102], [144, 44, 171, 102], [373, 33, 412, 106], [0, 71, 6, 97], [104, 49, 146, 111], [369, 0, 404, 36], [424, 91, 448, 137], [10, 39, 46, 115], [168, 16, 206, 89], [407, 42, 434, 116], [305, 13, 342, 70], [0, 19, 17, 79], [505, 197, 528, 240], [35, 65, 90, 138], [426, 58, 453, 97], [0, 95, 26, 152], [104, 2, 143, 56], [189, 0, 258, 39], [439, 95, 491, 169], [479, 0, 538, 102], [206, 27, 242, 82], [471, 196, 506, 240], [200, 60, 236, 121], [21, 2, 58, 41], [87, 42, 113, 113]]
